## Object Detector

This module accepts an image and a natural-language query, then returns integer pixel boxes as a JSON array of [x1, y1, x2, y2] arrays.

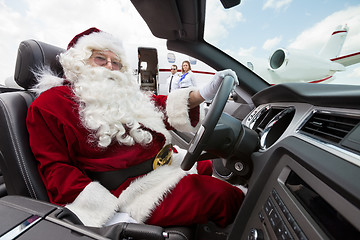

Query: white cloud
[[288, 5, 360, 56], [263, 36, 282, 51], [204, 0, 245, 45], [347, 65, 360, 78], [331, 65, 360, 85], [0, 0, 24, 77], [263, 0, 292, 11], [237, 46, 257, 57], [0, 0, 165, 85]]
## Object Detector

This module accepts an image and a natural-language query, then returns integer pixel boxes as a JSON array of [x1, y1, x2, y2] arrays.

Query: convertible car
[[0, 0, 359, 239]]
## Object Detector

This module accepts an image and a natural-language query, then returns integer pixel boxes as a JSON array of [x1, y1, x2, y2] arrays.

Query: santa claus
[[26, 27, 244, 228]]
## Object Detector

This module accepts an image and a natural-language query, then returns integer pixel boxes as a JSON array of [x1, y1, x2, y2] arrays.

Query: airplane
[[0, 0, 360, 240], [245, 25, 360, 84]]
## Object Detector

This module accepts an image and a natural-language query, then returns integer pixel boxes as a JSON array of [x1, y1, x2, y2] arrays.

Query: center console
[[239, 153, 360, 240], [0, 195, 108, 239]]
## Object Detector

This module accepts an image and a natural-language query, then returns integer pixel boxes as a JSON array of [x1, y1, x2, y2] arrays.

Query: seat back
[[0, 40, 64, 201]]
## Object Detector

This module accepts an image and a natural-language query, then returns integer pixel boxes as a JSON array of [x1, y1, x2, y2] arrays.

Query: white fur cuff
[[166, 87, 204, 132], [66, 181, 118, 227]]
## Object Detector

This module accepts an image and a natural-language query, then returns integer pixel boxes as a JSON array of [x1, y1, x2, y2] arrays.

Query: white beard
[[72, 65, 170, 148]]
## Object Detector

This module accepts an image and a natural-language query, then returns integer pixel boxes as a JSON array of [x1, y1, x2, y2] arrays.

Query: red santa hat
[[66, 27, 126, 60]]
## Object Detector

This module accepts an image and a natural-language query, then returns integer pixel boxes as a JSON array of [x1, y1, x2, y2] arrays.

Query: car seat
[[0, 40, 63, 201], [0, 40, 199, 240]]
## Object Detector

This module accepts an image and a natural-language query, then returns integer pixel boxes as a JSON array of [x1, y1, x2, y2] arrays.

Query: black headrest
[[14, 40, 65, 90]]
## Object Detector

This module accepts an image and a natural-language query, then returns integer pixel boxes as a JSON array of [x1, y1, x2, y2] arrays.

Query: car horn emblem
[[153, 144, 173, 170]]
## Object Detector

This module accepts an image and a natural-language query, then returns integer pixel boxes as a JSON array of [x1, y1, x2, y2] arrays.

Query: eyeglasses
[[171, 68, 177, 70], [89, 53, 123, 70]]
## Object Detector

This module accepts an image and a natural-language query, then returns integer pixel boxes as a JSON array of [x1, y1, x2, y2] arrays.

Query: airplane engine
[[268, 48, 345, 82]]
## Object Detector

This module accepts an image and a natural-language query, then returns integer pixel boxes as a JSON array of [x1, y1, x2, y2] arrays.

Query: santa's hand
[[199, 69, 238, 101]]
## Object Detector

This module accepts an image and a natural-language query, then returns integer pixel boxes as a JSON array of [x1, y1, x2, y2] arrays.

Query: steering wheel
[[181, 76, 235, 171]]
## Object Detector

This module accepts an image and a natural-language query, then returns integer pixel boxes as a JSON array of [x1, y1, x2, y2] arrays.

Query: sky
[[0, 0, 359, 86], [204, 0, 360, 84]]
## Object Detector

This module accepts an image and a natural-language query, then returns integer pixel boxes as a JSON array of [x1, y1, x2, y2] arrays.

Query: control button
[[291, 221, 302, 235], [272, 189, 281, 204], [279, 204, 308, 240], [269, 208, 281, 228], [290, 221, 308, 240], [264, 197, 274, 216], [258, 211, 265, 222], [274, 221, 284, 238], [272, 188, 277, 195], [278, 201, 288, 215], [297, 231, 308, 240], [248, 228, 264, 240], [270, 189, 307, 240], [285, 212, 294, 225], [275, 221, 293, 240]]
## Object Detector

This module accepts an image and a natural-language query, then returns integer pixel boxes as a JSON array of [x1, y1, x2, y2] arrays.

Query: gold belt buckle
[[153, 144, 173, 170]]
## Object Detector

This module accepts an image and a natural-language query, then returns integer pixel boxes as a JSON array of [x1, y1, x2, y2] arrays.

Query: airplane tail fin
[[319, 25, 348, 59]]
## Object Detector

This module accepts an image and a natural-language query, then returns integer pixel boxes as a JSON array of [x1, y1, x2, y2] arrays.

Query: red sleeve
[[27, 95, 91, 206]]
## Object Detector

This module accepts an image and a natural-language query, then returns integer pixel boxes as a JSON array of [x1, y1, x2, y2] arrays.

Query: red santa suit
[[26, 28, 244, 228]]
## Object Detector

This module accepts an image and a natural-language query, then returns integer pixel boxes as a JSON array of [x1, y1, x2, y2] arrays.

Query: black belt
[[86, 144, 173, 190]]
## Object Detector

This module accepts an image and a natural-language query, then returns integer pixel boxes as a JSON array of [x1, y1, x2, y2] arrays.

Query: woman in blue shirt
[[176, 60, 197, 89]]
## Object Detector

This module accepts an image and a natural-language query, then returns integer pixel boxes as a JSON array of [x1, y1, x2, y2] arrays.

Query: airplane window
[[167, 53, 176, 63], [189, 57, 197, 65]]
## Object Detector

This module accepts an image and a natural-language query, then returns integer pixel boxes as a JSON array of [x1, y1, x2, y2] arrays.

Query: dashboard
[[228, 83, 360, 240], [246, 102, 360, 166]]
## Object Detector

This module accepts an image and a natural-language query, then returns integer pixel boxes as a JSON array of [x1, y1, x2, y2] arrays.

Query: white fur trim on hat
[[72, 31, 126, 60], [66, 181, 118, 227], [166, 87, 205, 132]]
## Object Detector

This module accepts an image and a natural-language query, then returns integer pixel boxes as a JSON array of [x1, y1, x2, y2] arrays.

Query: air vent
[[250, 106, 283, 134], [300, 112, 360, 145], [260, 107, 295, 149]]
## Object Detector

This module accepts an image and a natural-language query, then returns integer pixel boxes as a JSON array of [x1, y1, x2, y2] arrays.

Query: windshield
[[204, 0, 360, 85]]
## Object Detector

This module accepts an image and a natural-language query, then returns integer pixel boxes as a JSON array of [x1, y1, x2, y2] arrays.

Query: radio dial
[[248, 228, 264, 240]]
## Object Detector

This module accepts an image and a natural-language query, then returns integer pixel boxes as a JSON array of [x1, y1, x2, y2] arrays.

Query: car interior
[[0, 0, 359, 240]]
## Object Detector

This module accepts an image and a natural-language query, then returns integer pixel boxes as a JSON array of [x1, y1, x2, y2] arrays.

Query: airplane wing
[[331, 51, 360, 67]]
